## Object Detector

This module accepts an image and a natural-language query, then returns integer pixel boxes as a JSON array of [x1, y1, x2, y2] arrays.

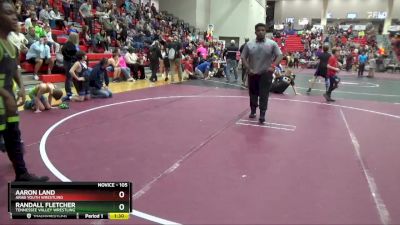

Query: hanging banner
[[339, 25, 351, 30], [388, 25, 400, 31], [353, 25, 367, 31], [367, 11, 387, 19], [298, 18, 309, 26], [313, 25, 324, 30], [274, 24, 284, 30], [347, 13, 357, 19]]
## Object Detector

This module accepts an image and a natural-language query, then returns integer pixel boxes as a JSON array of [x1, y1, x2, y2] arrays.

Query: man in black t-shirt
[[167, 35, 183, 83], [307, 45, 331, 93]]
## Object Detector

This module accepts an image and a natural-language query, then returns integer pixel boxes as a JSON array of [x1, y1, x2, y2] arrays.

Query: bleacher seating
[[39, 53, 113, 83], [352, 37, 367, 46], [39, 73, 65, 83], [285, 35, 304, 53]]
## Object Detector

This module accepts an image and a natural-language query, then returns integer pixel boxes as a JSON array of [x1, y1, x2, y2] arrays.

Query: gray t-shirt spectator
[[241, 39, 282, 74], [79, 2, 92, 18], [39, 8, 51, 21]]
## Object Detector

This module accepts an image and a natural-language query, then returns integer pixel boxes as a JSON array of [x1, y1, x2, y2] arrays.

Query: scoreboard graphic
[[8, 182, 132, 220]]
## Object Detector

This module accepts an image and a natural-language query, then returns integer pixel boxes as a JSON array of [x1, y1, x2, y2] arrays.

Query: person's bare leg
[[114, 68, 121, 80], [49, 59, 55, 71], [307, 76, 317, 93], [34, 59, 43, 74], [34, 99, 45, 113]]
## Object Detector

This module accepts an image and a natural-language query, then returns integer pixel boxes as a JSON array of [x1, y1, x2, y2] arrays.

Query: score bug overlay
[[8, 182, 132, 220]]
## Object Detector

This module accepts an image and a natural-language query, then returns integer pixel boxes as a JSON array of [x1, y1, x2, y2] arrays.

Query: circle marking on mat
[[40, 95, 400, 224]]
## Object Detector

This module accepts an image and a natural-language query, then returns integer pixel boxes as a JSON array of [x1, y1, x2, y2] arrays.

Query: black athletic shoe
[[0, 136, 5, 153], [15, 173, 49, 182], [249, 108, 256, 119], [323, 93, 335, 102], [259, 111, 266, 124], [323, 93, 330, 101], [61, 96, 71, 102], [165, 77, 169, 82], [306, 88, 311, 93]]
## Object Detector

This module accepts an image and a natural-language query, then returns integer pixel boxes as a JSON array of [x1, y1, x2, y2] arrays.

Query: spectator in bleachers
[[44, 25, 60, 52], [25, 27, 38, 47], [195, 58, 212, 80], [125, 47, 145, 80], [15, 0, 23, 21], [117, 23, 128, 46], [26, 36, 55, 80], [125, 47, 138, 78], [116, 49, 135, 82], [197, 43, 208, 59], [103, 17, 117, 40], [69, 51, 91, 102], [67, 25, 79, 34], [39, 5, 51, 22], [89, 58, 113, 98], [24, 12, 36, 30], [32, 18, 46, 38], [94, 28, 110, 52], [182, 55, 194, 79], [62, 0, 71, 22], [79, 25, 92, 46], [107, 49, 122, 81], [8, 23, 28, 53], [150, 3, 157, 15], [34, 0, 44, 18], [61, 32, 79, 101], [79, 0, 94, 35], [49, 8, 64, 29]]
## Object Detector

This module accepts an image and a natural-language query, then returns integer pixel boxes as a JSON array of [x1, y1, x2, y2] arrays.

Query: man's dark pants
[[64, 60, 73, 97], [248, 71, 273, 113]]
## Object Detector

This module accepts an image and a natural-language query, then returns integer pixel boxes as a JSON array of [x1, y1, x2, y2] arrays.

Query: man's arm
[[70, 62, 84, 80], [241, 44, 253, 74], [13, 51, 26, 107], [0, 88, 18, 116], [103, 70, 109, 87]]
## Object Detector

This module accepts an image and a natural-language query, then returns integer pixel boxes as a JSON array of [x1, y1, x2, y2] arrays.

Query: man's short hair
[[255, 23, 267, 30], [76, 51, 86, 61], [99, 58, 108, 66], [323, 44, 329, 52], [52, 89, 63, 100]]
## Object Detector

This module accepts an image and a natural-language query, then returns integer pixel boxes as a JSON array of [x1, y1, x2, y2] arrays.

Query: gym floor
[[1, 68, 399, 224]]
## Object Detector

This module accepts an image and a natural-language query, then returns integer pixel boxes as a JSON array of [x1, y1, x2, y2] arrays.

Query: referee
[[241, 23, 283, 123]]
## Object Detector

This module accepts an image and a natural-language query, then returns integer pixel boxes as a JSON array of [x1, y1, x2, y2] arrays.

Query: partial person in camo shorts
[[0, 0, 48, 181]]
